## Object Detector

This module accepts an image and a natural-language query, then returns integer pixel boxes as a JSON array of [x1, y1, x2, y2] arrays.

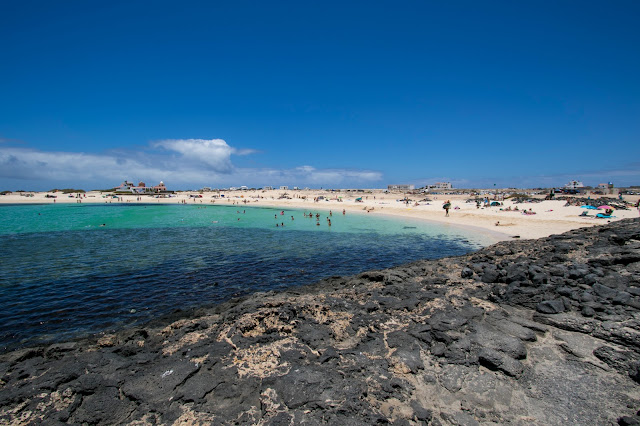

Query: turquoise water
[[0, 204, 491, 351], [0, 203, 488, 238]]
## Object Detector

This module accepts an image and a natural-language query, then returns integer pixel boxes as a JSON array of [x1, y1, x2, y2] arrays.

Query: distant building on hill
[[154, 181, 167, 192], [115, 180, 168, 194], [116, 180, 136, 191], [388, 184, 415, 191], [565, 180, 584, 189], [279, 186, 289, 190], [598, 182, 614, 194]]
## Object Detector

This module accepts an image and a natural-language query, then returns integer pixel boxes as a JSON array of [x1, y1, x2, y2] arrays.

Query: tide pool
[[0, 204, 492, 351]]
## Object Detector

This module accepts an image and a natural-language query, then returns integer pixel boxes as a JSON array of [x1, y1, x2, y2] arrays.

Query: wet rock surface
[[1, 219, 639, 425]]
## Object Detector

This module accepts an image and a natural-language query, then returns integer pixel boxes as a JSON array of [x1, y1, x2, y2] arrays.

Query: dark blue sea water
[[0, 204, 493, 351]]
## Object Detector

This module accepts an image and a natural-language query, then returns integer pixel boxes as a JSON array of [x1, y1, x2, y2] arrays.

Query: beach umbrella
[[597, 205, 615, 210]]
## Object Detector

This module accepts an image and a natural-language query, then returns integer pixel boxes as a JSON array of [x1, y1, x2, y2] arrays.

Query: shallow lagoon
[[0, 204, 493, 350]]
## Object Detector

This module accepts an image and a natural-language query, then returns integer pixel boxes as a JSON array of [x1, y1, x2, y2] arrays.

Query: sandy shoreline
[[2, 189, 638, 240]]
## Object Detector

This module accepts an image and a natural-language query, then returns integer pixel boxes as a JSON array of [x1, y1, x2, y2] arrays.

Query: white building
[[263, 186, 273, 190], [564, 180, 584, 189], [115, 180, 167, 194], [279, 186, 289, 190], [429, 182, 452, 190], [598, 182, 614, 193], [388, 184, 415, 191]]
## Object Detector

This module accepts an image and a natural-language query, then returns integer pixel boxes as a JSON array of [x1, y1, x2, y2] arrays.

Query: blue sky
[[1, 1, 639, 190]]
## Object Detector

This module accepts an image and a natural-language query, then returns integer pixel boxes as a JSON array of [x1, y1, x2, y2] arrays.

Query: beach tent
[[490, 201, 502, 206], [597, 205, 615, 210]]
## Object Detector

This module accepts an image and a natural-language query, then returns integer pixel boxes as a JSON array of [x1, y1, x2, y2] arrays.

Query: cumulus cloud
[[0, 139, 383, 190], [0, 147, 168, 182], [153, 139, 234, 173]]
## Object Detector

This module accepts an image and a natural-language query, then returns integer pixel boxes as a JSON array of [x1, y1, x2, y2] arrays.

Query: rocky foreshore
[[1, 219, 639, 425]]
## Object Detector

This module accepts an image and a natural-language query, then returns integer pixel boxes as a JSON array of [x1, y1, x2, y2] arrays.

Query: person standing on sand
[[444, 200, 451, 217]]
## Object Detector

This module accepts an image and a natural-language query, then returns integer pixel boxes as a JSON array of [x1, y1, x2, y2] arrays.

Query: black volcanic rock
[[1, 218, 639, 425], [478, 347, 524, 377], [536, 299, 566, 314]]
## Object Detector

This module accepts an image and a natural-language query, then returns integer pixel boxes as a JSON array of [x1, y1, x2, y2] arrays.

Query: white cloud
[[0, 139, 384, 190], [232, 166, 382, 186], [153, 138, 234, 173], [295, 165, 316, 173], [233, 148, 260, 156]]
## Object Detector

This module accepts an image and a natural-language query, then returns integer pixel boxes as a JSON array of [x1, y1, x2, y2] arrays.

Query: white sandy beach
[[2, 189, 638, 241]]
